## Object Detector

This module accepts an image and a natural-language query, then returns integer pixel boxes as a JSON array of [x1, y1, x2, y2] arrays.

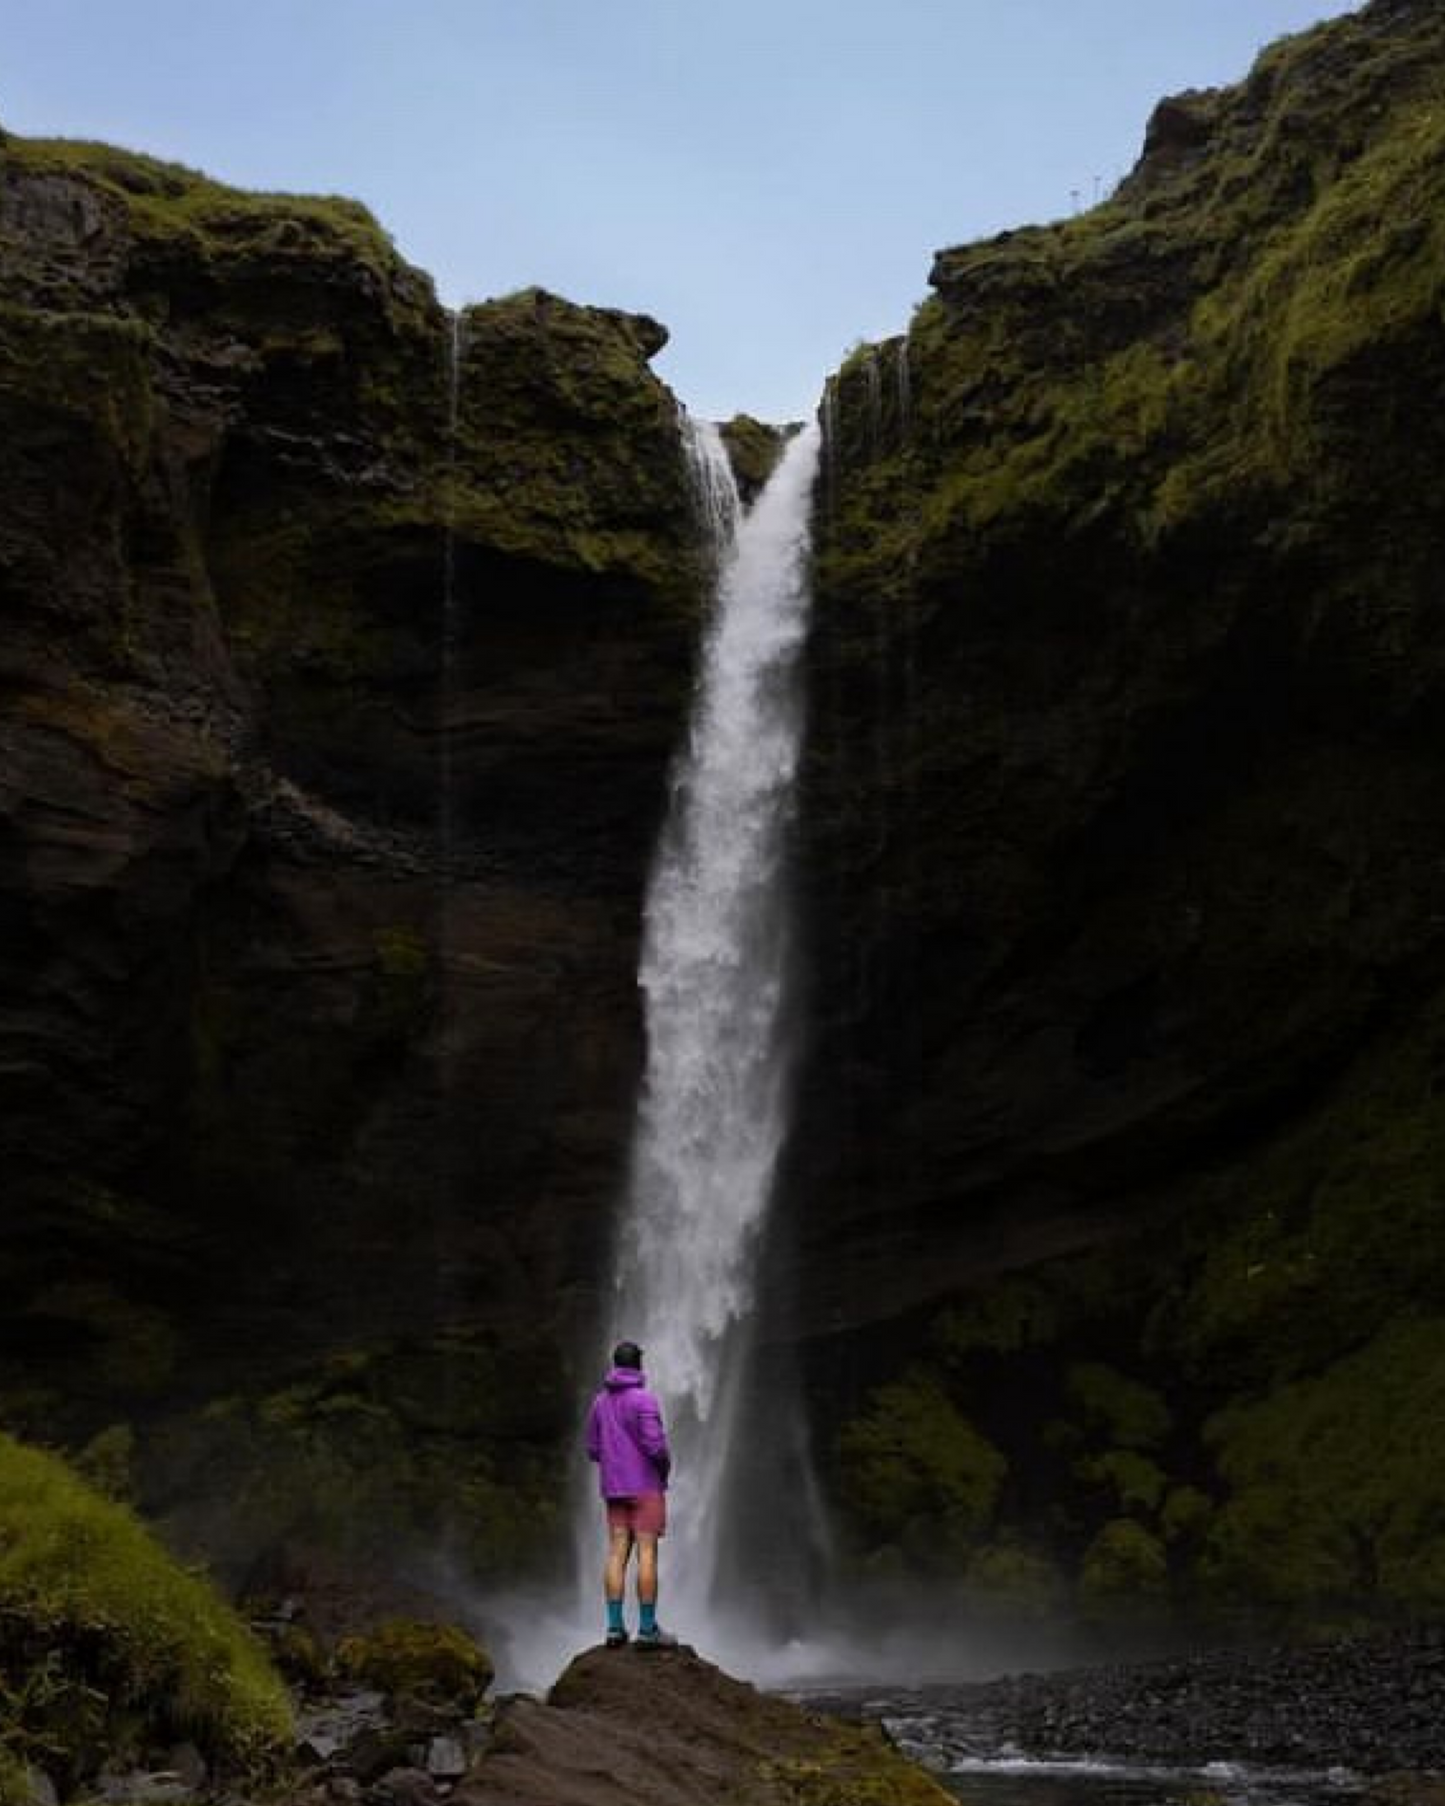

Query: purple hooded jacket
[[585, 1367, 671, 1499]]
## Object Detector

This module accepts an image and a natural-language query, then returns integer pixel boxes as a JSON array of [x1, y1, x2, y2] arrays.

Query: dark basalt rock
[[458, 1643, 951, 1806], [791, 0, 1445, 1619], [0, 130, 704, 1574]]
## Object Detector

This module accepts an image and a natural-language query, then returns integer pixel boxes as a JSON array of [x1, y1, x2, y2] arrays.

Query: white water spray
[[496, 417, 823, 1691], [613, 417, 822, 1632]]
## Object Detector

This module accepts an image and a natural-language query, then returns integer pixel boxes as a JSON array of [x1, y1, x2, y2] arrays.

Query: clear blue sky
[[4, 0, 1360, 421]]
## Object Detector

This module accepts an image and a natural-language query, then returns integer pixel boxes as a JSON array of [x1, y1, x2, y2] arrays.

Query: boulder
[[457, 1643, 952, 1806]]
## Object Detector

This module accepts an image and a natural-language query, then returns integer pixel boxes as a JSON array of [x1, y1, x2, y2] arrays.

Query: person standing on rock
[[585, 1340, 677, 1649]]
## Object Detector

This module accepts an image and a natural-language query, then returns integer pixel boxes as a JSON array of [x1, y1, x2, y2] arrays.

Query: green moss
[[963, 1537, 1067, 1617], [1078, 1518, 1170, 1614], [335, 1619, 492, 1708], [1065, 1363, 1172, 1451], [0, 1432, 291, 1786], [837, 1374, 1006, 1563], [165, 1336, 567, 1582], [1199, 1316, 1445, 1616], [0, 303, 155, 471], [933, 1278, 1060, 1360], [1075, 1449, 1169, 1516], [3, 134, 413, 297], [1160, 1485, 1214, 1544], [820, 0, 1445, 604], [718, 413, 791, 502], [1165, 1008, 1445, 1388], [0, 1749, 28, 1806], [760, 1731, 954, 1805], [73, 1423, 136, 1502], [1162, 97, 1445, 516], [448, 288, 697, 607]]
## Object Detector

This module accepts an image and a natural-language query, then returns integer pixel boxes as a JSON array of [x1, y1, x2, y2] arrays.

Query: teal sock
[[606, 1598, 625, 1633], [639, 1600, 658, 1634]]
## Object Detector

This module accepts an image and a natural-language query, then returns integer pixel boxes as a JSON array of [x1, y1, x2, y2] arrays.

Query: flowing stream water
[[605, 416, 822, 1639]]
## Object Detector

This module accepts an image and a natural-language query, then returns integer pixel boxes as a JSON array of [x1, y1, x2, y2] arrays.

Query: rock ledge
[[456, 1643, 952, 1806]]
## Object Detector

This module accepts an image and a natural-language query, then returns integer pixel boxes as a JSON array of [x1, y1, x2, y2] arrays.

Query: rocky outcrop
[[718, 413, 792, 504], [0, 133, 704, 1574], [458, 1644, 951, 1806], [794, 0, 1445, 1619]]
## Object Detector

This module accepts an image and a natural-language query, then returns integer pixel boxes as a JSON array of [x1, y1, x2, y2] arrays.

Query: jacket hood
[[604, 1366, 646, 1389]]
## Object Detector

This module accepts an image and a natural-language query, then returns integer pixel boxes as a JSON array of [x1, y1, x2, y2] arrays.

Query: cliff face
[[798, 0, 1445, 1619], [0, 133, 702, 1574]]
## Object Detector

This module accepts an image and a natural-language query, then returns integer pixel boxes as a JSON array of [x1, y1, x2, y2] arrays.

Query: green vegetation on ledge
[[0, 1432, 291, 1794]]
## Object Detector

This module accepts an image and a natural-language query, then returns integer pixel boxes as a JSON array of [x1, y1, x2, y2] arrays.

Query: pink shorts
[[606, 1493, 667, 1537]]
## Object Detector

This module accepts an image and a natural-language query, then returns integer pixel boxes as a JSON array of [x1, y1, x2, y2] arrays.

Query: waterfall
[[681, 413, 744, 555], [609, 416, 823, 1631], [895, 334, 913, 439]]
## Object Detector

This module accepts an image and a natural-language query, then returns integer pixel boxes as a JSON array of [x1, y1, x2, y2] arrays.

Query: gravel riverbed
[[798, 1630, 1445, 1790]]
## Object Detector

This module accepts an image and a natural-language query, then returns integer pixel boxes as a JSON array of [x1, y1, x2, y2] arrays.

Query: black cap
[[612, 1340, 643, 1370]]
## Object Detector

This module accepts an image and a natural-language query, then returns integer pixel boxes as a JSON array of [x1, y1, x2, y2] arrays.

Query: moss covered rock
[[719, 413, 792, 503], [0, 1432, 291, 1790], [335, 1618, 493, 1708], [1199, 1317, 1445, 1615], [1079, 1519, 1171, 1616], [837, 1374, 1006, 1565]]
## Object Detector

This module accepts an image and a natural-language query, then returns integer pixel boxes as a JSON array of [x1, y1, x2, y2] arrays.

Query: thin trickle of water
[[681, 410, 743, 554], [895, 335, 913, 440], [864, 348, 883, 452], [611, 417, 822, 1625]]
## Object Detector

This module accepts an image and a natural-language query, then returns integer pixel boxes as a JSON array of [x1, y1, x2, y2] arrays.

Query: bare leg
[[605, 1527, 634, 1606], [635, 1532, 659, 1607]]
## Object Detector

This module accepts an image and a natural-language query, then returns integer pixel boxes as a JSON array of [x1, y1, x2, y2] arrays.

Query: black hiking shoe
[[634, 1625, 678, 1649], [605, 1628, 629, 1649]]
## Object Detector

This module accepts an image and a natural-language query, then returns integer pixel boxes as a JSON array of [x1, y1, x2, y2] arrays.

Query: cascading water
[[609, 415, 823, 1636], [895, 334, 913, 438], [497, 414, 824, 1691]]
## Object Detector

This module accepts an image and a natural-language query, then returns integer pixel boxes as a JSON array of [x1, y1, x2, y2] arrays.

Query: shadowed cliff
[[792, 0, 1445, 1623], [0, 129, 705, 1578]]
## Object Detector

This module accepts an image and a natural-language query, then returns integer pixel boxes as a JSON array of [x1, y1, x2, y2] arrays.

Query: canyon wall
[[4, 0, 1445, 1627], [796, 0, 1445, 1620], [0, 128, 704, 1578]]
